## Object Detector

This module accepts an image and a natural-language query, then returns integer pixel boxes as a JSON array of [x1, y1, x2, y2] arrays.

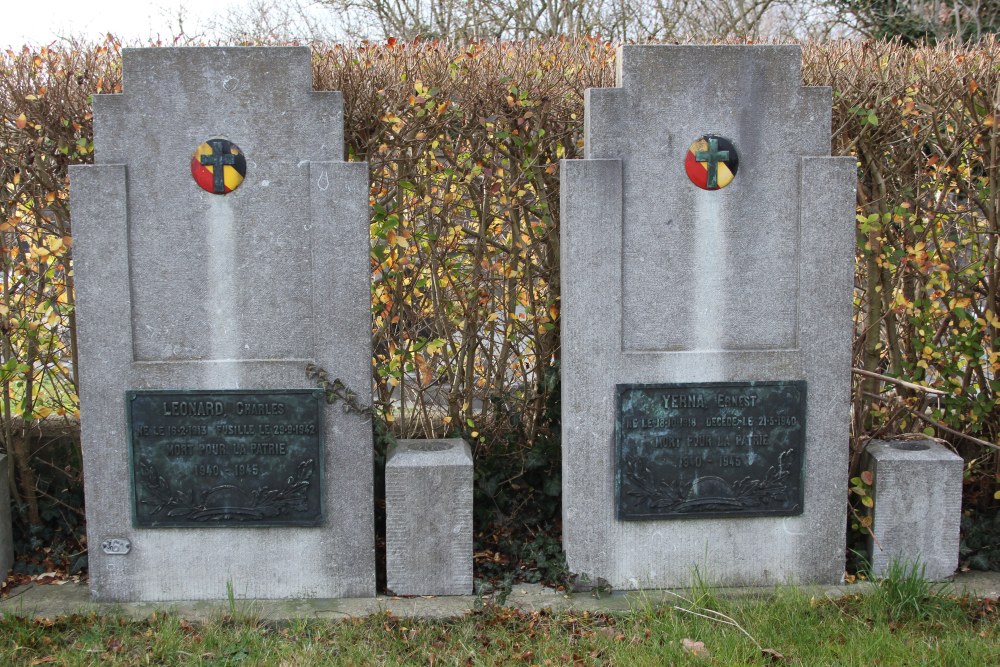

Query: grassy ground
[[1, 581, 997, 666]]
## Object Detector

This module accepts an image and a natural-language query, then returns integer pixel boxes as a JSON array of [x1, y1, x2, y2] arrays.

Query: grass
[[864, 558, 954, 623], [0, 585, 996, 666]]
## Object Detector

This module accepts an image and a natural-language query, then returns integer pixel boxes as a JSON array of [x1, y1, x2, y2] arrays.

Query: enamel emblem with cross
[[685, 135, 738, 190], [191, 138, 247, 194]]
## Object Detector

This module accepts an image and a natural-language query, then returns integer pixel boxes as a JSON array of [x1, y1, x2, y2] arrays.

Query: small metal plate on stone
[[685, 135, 738, 190], [127, 389, 324, 528], [616, 381, 805, 520], [101, 538, 131, 555]]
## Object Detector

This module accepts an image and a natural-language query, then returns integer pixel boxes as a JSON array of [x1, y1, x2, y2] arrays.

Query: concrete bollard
[[386, 439, 473, 595], [864, 439, 963, 581]]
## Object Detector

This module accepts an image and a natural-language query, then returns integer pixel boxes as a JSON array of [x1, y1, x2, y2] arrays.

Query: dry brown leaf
[[762, 648, 786, 662], [681, 638, 711, 658]]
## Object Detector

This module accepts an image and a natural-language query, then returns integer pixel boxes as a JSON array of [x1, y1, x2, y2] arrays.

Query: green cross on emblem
[[695, 137, 730, 189], [200, 139, 238, 195]]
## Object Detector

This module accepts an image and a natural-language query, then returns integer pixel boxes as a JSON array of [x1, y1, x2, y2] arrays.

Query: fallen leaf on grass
[[681, 638, 711, 658], [761, 648, 785, 662]]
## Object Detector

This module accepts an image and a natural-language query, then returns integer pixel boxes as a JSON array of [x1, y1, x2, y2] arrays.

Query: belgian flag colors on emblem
[[685, 135, 738, 191], [191, 138, 247, 194]]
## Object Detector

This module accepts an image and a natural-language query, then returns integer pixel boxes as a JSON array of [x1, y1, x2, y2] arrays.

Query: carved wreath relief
[[137, 458, 316, 522]]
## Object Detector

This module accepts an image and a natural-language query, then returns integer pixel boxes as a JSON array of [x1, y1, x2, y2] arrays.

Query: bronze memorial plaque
[[616, 381, 805, 520], [127, 389, 324, 528]]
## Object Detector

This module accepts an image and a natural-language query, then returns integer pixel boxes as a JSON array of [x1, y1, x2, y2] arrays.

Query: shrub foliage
[[813, 39, 1000, 512], [0, 37, 997, 549]]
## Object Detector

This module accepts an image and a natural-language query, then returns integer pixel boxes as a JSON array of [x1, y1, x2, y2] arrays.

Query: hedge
[[1, 37, 997, 533]]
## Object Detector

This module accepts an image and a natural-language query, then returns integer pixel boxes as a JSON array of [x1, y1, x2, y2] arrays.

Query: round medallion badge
[[191, 138, 247, 194], [685, 135, 738, 191]]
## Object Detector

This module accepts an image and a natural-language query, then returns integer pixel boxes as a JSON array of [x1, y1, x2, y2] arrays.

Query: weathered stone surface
[[386, 439, 473, 596], [561, 45, 856, 588], [865, 439, 963, 581], [71, 47, 374, 601], [0, 456, 13, 577]]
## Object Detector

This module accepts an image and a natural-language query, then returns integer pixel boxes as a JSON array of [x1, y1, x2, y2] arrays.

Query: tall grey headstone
[[0, 455, 13, 577], [71, 47, 374, 601], [385, 439, 473, 595], [561, 45, 856, 588], [865, 439, 963, 581]]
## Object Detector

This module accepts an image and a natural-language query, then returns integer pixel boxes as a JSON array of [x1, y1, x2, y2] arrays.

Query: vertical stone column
[[0, 456, 13, 577]]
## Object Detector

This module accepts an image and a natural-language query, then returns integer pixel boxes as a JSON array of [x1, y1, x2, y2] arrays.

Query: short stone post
[[0, 455, 13, 577], [386, 439, 473, 595], [864, 439, 963, 581]]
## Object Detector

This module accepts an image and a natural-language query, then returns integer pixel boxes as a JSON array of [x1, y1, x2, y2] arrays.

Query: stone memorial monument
[[561, 45, 856, 588], [71, 47, 374, 601]]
